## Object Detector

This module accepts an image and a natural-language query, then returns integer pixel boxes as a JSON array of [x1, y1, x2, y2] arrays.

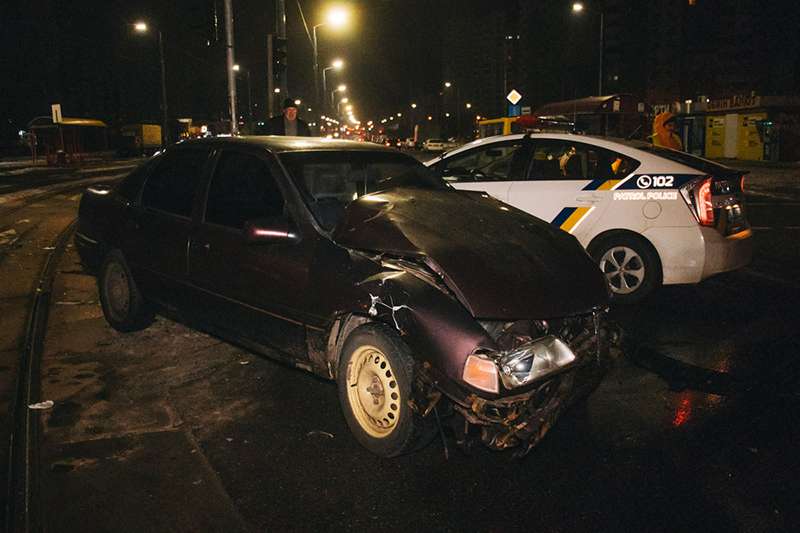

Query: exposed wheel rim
[[104, 261, 130, 321], [346, 345, 401, 438], [599, 246, 645, 295]]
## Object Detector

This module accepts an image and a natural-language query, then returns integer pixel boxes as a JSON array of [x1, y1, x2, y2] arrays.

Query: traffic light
[[273, 38, 287, 83]]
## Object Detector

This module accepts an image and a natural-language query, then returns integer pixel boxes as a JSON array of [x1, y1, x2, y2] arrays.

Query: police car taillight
[[680, 176, 715, 227]]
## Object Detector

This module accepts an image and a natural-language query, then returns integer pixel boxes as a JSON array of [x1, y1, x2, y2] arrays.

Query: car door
[[120, 147, 211, 307], [188, 147, 311, 359], [507, 139, 623, 237], [436, 139, 531, 202]]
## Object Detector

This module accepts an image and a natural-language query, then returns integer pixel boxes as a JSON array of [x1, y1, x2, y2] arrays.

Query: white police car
[[426, 133, 753, 302]]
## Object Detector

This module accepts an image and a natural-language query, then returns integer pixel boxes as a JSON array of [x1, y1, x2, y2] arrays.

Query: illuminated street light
[[465, 102, 472, 109], [133, 20, 169, 145], [444, 81, 452, 88], [232, 64, 253, 121], [337, 84, 347, 92], [411, 103, 417, 109], [274, 88, 281, 93], [322, 58, 345, 113], [397, 112, 402, 117], [341, 97, 349, 104], [427, 115, 432, 121], [313, 6, 352, 119], [571, 2, 604, 95], [294, 99, 302, 106]]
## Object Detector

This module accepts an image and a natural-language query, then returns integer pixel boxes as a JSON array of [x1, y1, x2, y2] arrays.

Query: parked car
[[426, 133, 753, 302], [76, 137, 616, 457], [423, 138, 445, 151]]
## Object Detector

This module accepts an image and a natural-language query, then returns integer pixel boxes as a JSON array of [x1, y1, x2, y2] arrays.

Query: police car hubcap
[[600, 246, 645, 295]]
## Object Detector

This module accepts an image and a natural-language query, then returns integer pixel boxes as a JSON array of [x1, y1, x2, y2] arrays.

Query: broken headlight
[[497, 336, 576, 388]]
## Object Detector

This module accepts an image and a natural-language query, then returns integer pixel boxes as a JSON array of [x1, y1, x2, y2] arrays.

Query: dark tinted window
[[280, 151, 445, 231], [528, 140, 639, 181], [141, 150, 208, 216], [205, 151, 285, 229], [117, 156, 160, 200], [439, 141, 529, 182], [624, 141, 739, 176]]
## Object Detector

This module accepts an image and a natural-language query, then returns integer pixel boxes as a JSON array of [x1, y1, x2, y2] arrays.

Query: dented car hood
[[332, 187, 608, 319]]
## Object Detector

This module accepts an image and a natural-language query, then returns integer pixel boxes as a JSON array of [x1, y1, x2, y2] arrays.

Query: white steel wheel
[[345, 345, 401, 438], [337, 323, 430, 457], [599, 246, 645, 295]]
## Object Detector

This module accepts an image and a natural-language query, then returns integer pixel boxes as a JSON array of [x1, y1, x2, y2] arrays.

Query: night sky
[[1, 0, 446, 140]]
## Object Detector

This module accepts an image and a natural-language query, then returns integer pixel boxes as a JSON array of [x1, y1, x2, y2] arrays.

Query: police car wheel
[[589, 233, 662, 304]]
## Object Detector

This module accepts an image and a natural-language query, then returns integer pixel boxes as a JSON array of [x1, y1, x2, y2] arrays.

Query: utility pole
[[224, 0, 238, 135]]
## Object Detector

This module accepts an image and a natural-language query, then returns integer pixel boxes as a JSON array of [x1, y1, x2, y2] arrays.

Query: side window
[[440, 142, 529, 182], [205, 151, 285, 229], [528, 141, 639, 181], [141, 150, 207, 216]]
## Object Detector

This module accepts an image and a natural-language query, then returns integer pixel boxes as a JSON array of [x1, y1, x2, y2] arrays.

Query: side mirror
[[243, 216, 301, 244]]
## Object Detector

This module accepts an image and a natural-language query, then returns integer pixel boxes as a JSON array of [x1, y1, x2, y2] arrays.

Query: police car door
[[436, 139, 531, 202], [508, 139, 609, 238]]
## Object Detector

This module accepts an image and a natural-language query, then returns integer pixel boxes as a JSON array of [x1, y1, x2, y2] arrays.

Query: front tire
[[98, 250, 153, 332], [337, 323, 428, 457], [589, 232, 662, 304]]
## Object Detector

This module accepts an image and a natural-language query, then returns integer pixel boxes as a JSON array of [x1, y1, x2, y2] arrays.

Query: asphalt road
[[1, 157, 798, 532]]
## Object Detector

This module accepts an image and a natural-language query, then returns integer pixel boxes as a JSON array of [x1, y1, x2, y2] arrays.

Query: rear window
[[279, 151, 447, 230], [626, 142, 741, 176]]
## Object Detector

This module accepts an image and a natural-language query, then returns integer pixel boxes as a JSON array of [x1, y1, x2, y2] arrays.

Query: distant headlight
[[497, 336, 576, 388]]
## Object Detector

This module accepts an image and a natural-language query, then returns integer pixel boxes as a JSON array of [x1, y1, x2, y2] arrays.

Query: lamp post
[[232, 64, 253, 124], [572, 2, 604, 96], [312, 6, 350, 120], [133, 21, 169, 145], [322, 59, 344, 114], [331, 84, 346, 111]]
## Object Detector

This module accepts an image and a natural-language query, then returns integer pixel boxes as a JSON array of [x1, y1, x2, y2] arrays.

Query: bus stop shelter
[[27, 116, 108, 166]]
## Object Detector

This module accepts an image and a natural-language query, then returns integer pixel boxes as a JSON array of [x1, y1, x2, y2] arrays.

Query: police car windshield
[[622, 140, 743, 176]]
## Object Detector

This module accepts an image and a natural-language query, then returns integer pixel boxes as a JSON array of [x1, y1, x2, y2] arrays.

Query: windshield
[[622, 140, 742, 176], [279, 150, 448, 231]]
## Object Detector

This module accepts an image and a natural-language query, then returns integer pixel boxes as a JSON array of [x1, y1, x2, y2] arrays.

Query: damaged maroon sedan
[[76, 137, 616, 457]]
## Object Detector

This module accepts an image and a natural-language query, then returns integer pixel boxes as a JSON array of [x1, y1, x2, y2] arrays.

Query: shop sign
[[707, 95, 761, 112]]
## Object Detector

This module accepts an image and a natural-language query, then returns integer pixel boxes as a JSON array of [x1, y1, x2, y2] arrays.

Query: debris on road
[[306, 430, 335, 439], [28, 400, 54, 410]]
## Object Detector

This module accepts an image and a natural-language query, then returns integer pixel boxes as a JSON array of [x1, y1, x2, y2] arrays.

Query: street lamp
[[331, 84, 346, 111], [411, 103, 417, 109], [571, 1, 604, 96], [232, 64, 253, 123], [322, 58, 345, 114], [313, 6, 351, 117], [133, 21, 169, 145]]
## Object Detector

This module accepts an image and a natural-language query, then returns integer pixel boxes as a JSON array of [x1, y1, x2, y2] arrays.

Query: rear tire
[[337, 323, 430, 457], [589, 232, 662, 304], [98, 250, 153, 332]]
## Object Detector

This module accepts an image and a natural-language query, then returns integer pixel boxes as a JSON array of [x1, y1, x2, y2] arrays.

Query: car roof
[[173, 135, 397, 154]]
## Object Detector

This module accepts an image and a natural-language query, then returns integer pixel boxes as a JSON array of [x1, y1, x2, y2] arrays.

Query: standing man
[[259, 98, 312, 136]]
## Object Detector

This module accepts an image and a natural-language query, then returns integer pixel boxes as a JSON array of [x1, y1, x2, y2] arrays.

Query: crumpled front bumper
[[419, 321, 620, 456]]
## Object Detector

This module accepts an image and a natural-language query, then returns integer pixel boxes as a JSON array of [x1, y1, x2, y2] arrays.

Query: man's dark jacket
[[256, 115, 312, 136]]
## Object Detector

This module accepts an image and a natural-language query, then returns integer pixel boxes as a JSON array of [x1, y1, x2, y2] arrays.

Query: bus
[[477, 116, 520, 138]]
